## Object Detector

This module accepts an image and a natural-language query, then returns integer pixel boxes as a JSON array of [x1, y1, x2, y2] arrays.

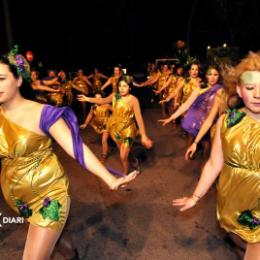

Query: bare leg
[[120, 144, 131, 175], [244, 242, 260, 260], [168, 102, 176, 127], [23, 198, 70, 260], [101, 132, 109, 163], [160, 103, 166, 117]]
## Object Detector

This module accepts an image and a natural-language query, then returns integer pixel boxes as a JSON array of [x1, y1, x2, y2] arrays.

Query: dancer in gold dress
[[0, 48, 137, 259], [100, 66, 122, 94], [173, 52, 260, 259], [78, 75, 153, 174], [80, 92, 112, 162]]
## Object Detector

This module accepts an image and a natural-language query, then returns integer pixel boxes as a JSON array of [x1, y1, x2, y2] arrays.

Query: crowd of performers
[[0, 45, 259, 259]]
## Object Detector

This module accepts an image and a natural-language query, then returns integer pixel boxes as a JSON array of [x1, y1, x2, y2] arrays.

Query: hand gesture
[[185, 143, 197, 160], [158, 117, 172, 126], [159, 99, 168, 104], [141, 135, 153, 149], [77, 94, 89, 102], [172, 196, 198, 211], [110, 170, 139, 190], [80, 124, 87, 129]]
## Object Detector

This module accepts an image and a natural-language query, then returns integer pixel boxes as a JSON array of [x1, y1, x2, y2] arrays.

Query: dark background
[[1, 0, 260, 73]]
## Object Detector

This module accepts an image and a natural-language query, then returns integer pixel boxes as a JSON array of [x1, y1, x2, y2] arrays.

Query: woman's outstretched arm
[[49, 117, 137, 189], [172, 115, 224, 211]]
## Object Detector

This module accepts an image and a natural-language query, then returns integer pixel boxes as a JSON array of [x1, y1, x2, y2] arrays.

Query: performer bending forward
[[78, 75, 153, 174]]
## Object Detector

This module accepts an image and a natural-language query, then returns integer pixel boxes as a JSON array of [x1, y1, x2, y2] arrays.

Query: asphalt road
[[0, 107, 237, 260]]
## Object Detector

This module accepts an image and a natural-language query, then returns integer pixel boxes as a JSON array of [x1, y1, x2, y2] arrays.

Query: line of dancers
[[0, 45, 259, 259]]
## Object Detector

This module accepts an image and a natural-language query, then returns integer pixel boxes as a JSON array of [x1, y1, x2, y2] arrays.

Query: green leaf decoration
[[40, 199, 61, 221], [16, 199, 33, 218], [237, 210, 260, 230], [226, 108, 246, 128]]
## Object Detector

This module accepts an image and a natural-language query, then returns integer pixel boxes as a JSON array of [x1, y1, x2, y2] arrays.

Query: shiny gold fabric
[[0, 111, 69, 231], [182, 78, 199, 103], [111, 76, 120, 93], [217, 113, 260, 242], [90, 105, 110, 134], [62, 81, 73, 106], [74, 78, 89, 95], [164, 75, 177, 98], [107, 95, 137, 147], [157, 72, 168, 91], [48, 92, 64, 107]]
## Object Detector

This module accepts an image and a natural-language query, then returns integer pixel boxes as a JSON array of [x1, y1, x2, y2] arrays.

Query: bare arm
[[31, 82, 59, 93], [49, 118, 137, 189], [185, 95, 220, 160], [132, 97, 153, 148], [159, 87, 200, 125], [99, 73, 109, 80], [42, 78, 60, 86], [101, 77, 112, 91], [71, 84, 88, 94], [77, 93, 114, 105], [193, 95, 220, 144], [157, 75, 173, 93], [142, 73, 160, 87], [80, 106, 94, 128], [173, 115, 225, 211]]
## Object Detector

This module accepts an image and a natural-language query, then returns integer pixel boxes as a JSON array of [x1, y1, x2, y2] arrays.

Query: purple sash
[[39, 105, 87, 169]]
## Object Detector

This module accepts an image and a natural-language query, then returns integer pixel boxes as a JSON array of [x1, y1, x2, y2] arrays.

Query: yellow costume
[[62, 80, 73, 106], [73, 78, 89, 95], [107, 94, 137, 147], [217, 110, 260, 242], [93, 74, 102, 91], [90, 105, 110, 134], [110, 76, 120, 93], [157, 72, 168, 92], [0, 109, 69, 231], [182, 78, 200, 103], [48, 91, 64, 107], [164, 75, 177, 99]]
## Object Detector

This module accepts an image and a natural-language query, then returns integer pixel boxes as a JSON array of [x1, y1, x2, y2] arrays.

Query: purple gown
[[181, 84, 222, 139]]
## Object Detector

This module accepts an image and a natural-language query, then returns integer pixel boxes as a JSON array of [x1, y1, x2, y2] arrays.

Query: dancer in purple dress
[[159, 65, 222, 160]]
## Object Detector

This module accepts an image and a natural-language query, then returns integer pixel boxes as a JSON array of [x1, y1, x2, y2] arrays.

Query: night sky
[[1, 0, 260, 72]]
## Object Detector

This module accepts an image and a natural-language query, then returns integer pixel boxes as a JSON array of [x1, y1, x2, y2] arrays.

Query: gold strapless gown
[[107, 94, 137, 147], [217, 112, 260, 242], [0, 111, 69, 231], [90, 105, 110, 134]]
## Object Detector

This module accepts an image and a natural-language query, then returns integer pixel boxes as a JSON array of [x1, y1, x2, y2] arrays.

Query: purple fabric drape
[[39, 105, 87, 169], [181, 84, 222, 138]]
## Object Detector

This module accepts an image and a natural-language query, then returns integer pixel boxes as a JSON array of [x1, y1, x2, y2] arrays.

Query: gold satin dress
[[90, 105, 110, 134], [217, 110, 260, 242], [165, 75, 177, 98], [182, 78, 199, 103], [107, 94, 137, 147], [0, 111, 69, 231], [62, 80, 73, 106], [111, 76, 120, 93], [73, 78, 89, 95]]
